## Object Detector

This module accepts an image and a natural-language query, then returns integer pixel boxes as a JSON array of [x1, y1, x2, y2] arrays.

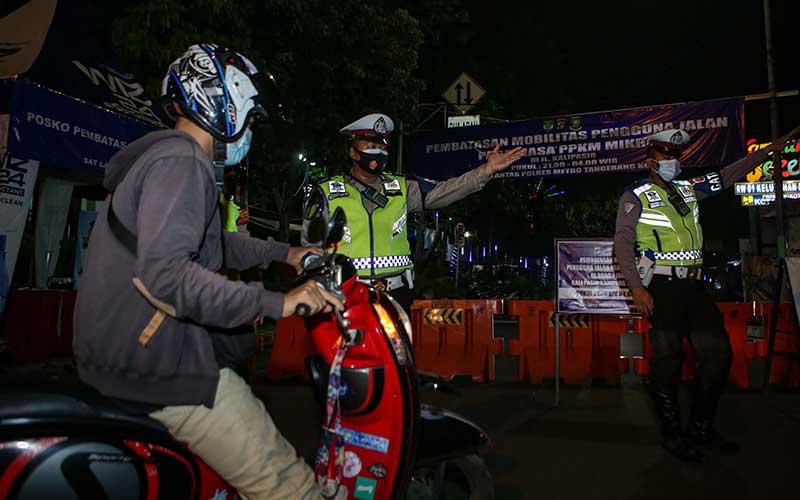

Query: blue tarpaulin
[[7, 79, 155, 175], [2, 0, 163, 174]]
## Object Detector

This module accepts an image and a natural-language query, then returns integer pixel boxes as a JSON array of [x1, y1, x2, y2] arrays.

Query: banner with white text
[[0, 156, 40, 316], [411, 98, 745, 180], [556, 239, 634, 315], [7, 79, 154, 175]]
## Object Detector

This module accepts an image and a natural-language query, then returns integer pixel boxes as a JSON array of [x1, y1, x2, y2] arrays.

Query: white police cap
[[646, 129, 690, 155], [340, 113, 394, 143]]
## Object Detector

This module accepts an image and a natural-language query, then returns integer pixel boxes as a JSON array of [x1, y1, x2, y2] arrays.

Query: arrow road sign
[[443, 73, 486, 114], [549, 313, 590, 329], [423, 308, 464, 325]]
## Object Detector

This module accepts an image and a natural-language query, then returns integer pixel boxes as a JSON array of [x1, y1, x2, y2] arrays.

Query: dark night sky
[[417, 0, 798, 131], [408, 0, 800, 250]]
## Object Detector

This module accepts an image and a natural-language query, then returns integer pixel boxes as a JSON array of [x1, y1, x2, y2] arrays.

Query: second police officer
[[614, 126, 798, 463]]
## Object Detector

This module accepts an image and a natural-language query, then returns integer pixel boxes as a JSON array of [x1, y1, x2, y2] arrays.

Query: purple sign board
[[556, 239, 635, 315]]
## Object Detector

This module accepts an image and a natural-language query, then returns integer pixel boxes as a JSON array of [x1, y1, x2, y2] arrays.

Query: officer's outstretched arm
[[414, 167, 492, 212], [416, 146, 524, 212], [690, 126, 799, 201]]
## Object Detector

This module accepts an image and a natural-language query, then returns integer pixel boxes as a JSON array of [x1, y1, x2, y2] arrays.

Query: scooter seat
[[0, 391, 169, 434]]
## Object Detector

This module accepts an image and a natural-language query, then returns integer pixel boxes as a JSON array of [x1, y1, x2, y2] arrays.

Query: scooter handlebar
[[295, 303, 311, 318]]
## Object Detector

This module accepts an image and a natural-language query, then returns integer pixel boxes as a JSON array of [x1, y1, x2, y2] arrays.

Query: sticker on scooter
[[354, 476, 377, 500], [315, 446, 329, 468], [341, 427, 390, 454], [334, 485, 348, 500], [343, 451, 362, 478], [368, 463, 387, 479], [208, 489, 228, 500]]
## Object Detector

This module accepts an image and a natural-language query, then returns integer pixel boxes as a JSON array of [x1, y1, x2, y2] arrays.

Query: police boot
[[687, 389, 740, 454], [651, 389, 707, 463]]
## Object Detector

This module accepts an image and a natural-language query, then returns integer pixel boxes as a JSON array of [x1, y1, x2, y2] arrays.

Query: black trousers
[[647, 275, 732, 421], [387, 285, 414, 315]]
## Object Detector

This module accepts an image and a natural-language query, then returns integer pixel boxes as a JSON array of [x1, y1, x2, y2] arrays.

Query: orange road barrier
[[503, 301, 799, 389], [759, 302, 800, 388], [622, 302, 797, 389], [0, 289, 75, 363], [505, 301, 593, 385], [411, 299, 502, 382]]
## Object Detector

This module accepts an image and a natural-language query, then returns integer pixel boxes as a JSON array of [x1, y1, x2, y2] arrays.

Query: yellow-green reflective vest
[[320, 175, 413, 277], [633, 180, 703, 266], [220, 195, 240, 233]]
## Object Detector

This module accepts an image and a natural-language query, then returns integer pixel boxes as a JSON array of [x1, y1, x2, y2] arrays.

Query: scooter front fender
[[414, 404, 490, 468]]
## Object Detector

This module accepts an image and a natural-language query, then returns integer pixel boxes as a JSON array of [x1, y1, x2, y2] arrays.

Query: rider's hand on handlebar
[[287, 247, 324, 273], [282, 280, 344, 318]]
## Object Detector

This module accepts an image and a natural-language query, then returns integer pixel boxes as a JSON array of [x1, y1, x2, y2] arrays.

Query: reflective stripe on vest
[[351, 255, 413, 271], [322, 175, 413, 277], [654, 249, 702, 261], [633, 181, 703, 266]]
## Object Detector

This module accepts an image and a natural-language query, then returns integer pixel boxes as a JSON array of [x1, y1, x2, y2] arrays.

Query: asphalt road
[[257, 378, 800, 500], [2, 359, 799, 500]]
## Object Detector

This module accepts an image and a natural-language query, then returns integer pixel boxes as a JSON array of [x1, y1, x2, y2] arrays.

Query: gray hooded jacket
[[74, 130, 288, 407]]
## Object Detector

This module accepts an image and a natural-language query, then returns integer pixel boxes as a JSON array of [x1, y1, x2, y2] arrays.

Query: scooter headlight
[[373, 303, 408, 365], [381, 293, 413, 344]]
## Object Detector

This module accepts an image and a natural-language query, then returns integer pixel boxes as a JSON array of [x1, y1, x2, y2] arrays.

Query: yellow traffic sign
[[442, 73, 485, 114], [423, 308, 464, 325], [549, 313, 590, 328]]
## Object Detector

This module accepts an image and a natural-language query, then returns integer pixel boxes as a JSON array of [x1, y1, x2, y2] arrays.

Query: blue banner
[[7, 79, 155, 175], [411, 99, 745, 180]]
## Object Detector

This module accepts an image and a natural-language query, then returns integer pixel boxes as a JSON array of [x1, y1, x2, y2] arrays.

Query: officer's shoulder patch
[[644, 190, 662, 203], [678, 185, 693, 197], [327, 179, 349, 200], [624, 202, 636, 214], [329, 180, 347, 193], [383, 179, 402, 192]]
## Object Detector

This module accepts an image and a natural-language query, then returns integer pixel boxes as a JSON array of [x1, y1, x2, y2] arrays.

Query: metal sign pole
[[554, 315, 560, 407], [455, 247, 460, 289]]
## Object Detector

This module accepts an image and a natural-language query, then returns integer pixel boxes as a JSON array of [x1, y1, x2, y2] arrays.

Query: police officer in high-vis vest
[[614, 126, 798, 463], [302, 113, 524, 311]]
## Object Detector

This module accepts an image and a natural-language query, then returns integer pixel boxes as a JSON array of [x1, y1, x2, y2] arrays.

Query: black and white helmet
[[161, 44, 281, 142]]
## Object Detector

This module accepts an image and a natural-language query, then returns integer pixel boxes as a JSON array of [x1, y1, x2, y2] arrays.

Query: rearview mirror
[[303, 188, 324, 221], [325, 207, 347, 249]]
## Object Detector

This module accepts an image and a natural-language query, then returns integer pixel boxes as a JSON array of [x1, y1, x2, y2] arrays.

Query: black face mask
[[355, 150, 388, 175]]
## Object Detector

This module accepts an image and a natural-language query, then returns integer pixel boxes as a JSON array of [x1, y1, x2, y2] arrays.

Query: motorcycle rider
[[73, 44, 340, 499]]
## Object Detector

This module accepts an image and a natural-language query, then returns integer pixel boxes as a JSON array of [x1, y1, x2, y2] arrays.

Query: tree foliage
[[85, 0, 425, 239]]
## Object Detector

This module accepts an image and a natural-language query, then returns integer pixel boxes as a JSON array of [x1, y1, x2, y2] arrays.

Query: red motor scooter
[[0, 208, 493, 499], [297, 208, 493, 499]]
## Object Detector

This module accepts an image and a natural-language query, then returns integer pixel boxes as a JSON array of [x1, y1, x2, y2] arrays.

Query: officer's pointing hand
[[765, 126, 800, 154], [482, 145, 525, 175]]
